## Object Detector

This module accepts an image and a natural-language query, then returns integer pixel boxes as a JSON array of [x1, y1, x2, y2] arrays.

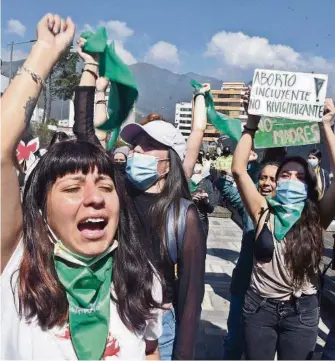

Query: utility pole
[[7, 39, 36, 83], [8, 41, 14, 82]]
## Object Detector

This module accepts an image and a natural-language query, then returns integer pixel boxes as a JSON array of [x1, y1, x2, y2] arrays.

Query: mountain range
[[1, 59, 222, 122]]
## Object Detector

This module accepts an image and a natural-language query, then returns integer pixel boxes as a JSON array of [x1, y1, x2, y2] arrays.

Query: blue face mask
[[126, 153, 166, 191], [275, 180, 308, 204], [308, 158, 319, 169]]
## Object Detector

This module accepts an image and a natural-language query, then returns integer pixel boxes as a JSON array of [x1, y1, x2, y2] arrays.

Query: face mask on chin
[[126, 152, 168, 191]]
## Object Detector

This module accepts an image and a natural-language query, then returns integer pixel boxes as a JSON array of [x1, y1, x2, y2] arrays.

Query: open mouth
[[77, 218, 108, 239], [261, 189, 272, 196]]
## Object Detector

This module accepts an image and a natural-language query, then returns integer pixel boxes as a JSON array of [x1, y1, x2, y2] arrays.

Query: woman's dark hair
[[261, 147, 287, 164], [48, 132, 70, 148], [18, 139, 160, 331], [308, 148, 322, 160], [276, 156, 323, 287], [143, 149, 191, 258], [257, 162, 280, 180]]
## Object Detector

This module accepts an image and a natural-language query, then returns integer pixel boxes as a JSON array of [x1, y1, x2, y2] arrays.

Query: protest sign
[[215, 155, 233, 171], [249, 69, 328, 122], [254, 117, 320, 149]]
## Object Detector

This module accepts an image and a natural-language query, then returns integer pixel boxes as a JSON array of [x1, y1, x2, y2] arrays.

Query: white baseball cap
[[120, 120, 187, 160]]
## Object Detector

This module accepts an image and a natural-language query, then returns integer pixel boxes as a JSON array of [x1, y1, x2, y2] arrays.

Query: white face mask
[[308, 158, 319, 169]]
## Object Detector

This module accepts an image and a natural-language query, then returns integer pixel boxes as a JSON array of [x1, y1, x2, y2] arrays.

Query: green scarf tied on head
[[266, 197, 305, 241], [80, 28, 138, 150], [190, 79, 242, 142], [54, 242, 115, 360]]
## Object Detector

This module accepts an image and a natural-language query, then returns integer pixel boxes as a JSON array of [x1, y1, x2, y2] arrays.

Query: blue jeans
[[158, 308, 176, 360], [322, 320, 335, 360], [243, 289, 319, 360], [223, 295, 244, 360]]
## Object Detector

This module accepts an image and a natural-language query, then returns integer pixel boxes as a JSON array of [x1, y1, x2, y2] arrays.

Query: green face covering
[[53, 241, 114, 360], [266, 197, 305, 241]]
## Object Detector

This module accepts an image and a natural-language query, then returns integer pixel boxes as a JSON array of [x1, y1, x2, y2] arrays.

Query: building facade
[[203, 82, 247, 142], [175, 102, 192, 141]]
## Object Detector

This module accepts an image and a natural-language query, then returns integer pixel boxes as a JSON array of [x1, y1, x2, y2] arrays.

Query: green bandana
[[190, 80, 242, 142], [54, 242, 115, 360], [189, 178, 199, 193], [80, 28, 138, 150], [266, 197, 305, 241]]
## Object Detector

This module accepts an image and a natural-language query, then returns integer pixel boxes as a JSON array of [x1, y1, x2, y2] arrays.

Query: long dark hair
[[276, 156, 323, 287], [147, 149, 191, 257], [17, 139, 160, 331]]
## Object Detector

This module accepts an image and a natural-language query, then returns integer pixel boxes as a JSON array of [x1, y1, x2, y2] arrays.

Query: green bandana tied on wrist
[[266, 197, 305, 241], [54, 242, 115, 360], [190, 79, 242, 142], [81, 28, 138, 150], [189, 178, 199, 193]]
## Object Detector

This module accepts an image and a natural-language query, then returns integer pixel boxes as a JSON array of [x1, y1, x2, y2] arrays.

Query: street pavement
[[195, 216, 334, 360]]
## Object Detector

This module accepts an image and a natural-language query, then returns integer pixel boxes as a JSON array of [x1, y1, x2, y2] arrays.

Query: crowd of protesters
[[1, 12, 335, 361]]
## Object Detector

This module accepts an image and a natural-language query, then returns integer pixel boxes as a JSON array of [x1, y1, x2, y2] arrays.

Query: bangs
[[38, 140, 114, 183]]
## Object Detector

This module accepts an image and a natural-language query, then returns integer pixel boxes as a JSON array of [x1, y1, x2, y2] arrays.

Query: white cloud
[[205, 31, 335, 73], [205, 30, 335, 97], [114, 40, 137, 65], [6, 19, 26, 37], [98, 20, 134, 40], [81, 23, 94, 33], [78, 20, 137, 65], [145, 41, 180, 66], [1, 47, 29, 61]]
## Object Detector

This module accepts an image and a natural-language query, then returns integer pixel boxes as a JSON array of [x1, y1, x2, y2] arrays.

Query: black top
[[73, 86, 206, 359], [73, 86, 101, 147], [128, 185, 206, 359]]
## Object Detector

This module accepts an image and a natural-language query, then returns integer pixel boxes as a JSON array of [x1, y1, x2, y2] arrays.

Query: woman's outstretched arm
[[0, 14, 75, 272], [319, 98, 335, 229]]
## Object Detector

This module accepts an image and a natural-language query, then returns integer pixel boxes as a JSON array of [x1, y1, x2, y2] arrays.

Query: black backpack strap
[[166, 199, 193, 264]]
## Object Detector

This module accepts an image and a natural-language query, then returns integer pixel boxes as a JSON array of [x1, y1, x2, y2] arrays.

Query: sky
[[1, 0, 335, 95]]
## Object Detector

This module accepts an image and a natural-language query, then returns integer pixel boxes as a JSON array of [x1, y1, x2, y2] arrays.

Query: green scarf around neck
[[54, 242, 115, 360], [266, 197, 305, 241]]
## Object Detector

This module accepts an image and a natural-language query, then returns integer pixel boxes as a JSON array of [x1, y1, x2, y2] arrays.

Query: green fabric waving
[[81, 28, 138, 149], [266, 197, 305, 241], [191, 79, 241, 142], [54, 242, 114, 360]]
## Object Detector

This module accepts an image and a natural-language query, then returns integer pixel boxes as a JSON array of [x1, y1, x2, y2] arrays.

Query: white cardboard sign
[[249, 69, 328, 122]]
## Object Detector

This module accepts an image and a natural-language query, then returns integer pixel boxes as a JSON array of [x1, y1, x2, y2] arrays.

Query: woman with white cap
[[120, 118, 206, 360]]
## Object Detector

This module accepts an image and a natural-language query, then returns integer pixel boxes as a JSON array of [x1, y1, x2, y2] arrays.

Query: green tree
[[31, 123, 53, 148], [53, 50, 81, 100], [47, 118, 59, 126], [42, 49, 81, 123]]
